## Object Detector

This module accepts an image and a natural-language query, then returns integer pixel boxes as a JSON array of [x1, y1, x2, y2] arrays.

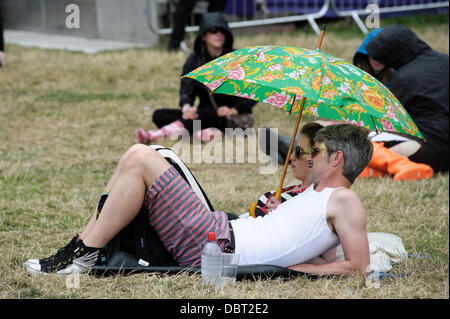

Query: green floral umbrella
[[185, 33, 423, 206], [184, 45, 423, 140]]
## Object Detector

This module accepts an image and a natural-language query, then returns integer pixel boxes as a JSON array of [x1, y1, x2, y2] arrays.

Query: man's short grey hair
[[314, 124, 373, 184]]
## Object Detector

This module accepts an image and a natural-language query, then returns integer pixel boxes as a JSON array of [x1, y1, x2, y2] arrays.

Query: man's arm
[[288, 189, 370, 276], [306, 248, 337, 265]]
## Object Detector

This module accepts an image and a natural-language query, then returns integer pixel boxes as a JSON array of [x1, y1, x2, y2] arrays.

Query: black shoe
[[25, 239, 99, 275], [24, 234, 79, 267]]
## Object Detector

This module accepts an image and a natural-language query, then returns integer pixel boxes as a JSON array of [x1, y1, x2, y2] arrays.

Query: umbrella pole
[[275, 25, 326, 199], [316, 24, 326, 50], [274, 96, 307, 199]]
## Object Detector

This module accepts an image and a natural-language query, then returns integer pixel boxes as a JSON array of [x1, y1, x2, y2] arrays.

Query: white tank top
[[230, 185, 340, 267]]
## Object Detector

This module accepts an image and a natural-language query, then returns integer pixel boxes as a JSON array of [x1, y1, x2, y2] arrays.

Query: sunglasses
[[207, 27, 224, 35], [311, 143, 328, 158], [293, 146, 310, 159]]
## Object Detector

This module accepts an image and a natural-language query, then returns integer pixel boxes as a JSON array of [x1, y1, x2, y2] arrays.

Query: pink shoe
[[136, 121, 185, 144], [196, 128, 221, 143], [161, 120, 185, 138], [135, 128, 165, 144], [135, 128, 150, 144]]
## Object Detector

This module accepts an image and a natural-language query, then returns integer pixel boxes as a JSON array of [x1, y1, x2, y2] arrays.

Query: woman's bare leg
[[79, 144, 171, 248], [79, 145, 147, 240]]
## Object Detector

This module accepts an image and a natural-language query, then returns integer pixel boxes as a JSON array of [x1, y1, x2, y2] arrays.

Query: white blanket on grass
[[335, 232, 408, 272]]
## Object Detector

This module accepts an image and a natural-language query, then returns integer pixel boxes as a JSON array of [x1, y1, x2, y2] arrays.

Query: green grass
[[0, 15, 448, 299]]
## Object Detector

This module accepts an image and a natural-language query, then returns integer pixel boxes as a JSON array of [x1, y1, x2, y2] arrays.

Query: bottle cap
[[207, 232, 216, 241]]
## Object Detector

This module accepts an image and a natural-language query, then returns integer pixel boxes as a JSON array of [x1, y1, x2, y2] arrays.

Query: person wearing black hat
[[136, 12, 256, 143]]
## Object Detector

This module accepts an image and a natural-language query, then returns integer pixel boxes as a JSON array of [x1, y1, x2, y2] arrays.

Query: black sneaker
[[25, 240, 99, 275], [24, 234, 79, 267]]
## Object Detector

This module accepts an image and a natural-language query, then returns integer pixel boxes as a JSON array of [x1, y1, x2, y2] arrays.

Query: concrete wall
[[0, 0, 159, 46]]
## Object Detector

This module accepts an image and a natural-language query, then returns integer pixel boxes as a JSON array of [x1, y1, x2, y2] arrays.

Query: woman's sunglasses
[[207, 27, 224, 35], [293, 146, 310, 159]]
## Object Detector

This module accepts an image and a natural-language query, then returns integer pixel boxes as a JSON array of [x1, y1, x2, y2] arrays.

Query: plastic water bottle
[[201, 232, 223, 289]]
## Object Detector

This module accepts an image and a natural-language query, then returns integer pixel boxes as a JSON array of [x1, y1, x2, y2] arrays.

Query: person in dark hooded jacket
[[365, 24, 449, 173], [353, 28, 394, 85], [136, 12, 256, 144]]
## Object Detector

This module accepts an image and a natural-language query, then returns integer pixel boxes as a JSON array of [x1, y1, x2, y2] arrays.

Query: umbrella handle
[[275, 188, 282, 200], [249, 202, 257, 218]]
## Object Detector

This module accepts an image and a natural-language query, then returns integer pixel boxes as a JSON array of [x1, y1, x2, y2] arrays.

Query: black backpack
[[95, 193, 178, 267]]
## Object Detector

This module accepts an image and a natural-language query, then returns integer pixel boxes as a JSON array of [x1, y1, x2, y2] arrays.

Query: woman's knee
[[126, 145, 172, 182], [118, 144, 171, 180], [121, 143, 147, 159], [119, 144, 157, 169]]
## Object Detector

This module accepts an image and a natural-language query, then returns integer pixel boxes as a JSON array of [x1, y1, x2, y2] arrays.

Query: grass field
[[0, 14, 448, 299]]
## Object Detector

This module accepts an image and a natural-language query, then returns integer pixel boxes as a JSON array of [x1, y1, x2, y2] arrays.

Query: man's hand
[[217, 106, 238, 117], [0, 51, 4, 66], [182, 106, 198, 120]]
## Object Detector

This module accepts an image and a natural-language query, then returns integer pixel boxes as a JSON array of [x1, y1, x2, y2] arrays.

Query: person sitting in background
[[136, 12, 256, 144], [353, 28, 394, 85], [365, 24, 449, 174], [349, 26, 433, 180], [26, 124, 373, 277]]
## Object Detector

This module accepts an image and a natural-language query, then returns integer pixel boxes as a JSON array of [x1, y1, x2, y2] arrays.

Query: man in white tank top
[[230, 124, 373, 276]]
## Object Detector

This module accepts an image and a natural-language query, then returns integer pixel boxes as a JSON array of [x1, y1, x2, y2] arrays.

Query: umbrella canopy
[[184, 45, 424, 140]]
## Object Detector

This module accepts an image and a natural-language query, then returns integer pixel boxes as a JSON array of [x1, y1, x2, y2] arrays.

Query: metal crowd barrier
[[155, 0, 449, 36], [330, 0, 450, 34], [155, 0, 331, 35]]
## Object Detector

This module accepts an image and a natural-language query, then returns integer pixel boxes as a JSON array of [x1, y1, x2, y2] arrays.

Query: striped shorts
[[144, 166, 231, 267]]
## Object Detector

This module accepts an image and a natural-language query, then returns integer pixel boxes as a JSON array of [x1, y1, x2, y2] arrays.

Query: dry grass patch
[[0, 16, 448, 299]]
